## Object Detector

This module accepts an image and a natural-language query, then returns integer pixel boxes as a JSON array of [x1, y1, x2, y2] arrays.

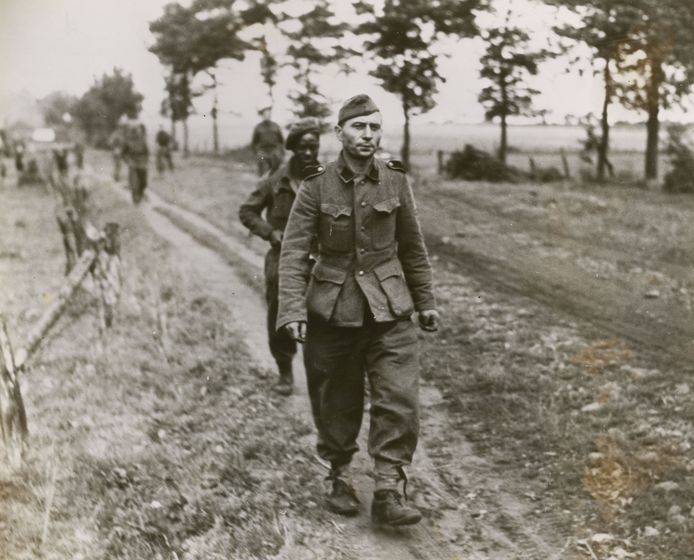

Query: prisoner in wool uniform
[[277, 94, 438, 526]]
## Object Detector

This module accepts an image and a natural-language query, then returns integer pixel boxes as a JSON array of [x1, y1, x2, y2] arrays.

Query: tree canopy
[[478, 19, 550, 163], [355, 0, 485, 168], [72, 68, 143, 147]]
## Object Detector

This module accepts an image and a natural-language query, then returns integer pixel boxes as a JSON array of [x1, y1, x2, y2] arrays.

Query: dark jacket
[[277, 152, 435, 329], [239, 162, 299, 242], [122, 127, 149, 168]]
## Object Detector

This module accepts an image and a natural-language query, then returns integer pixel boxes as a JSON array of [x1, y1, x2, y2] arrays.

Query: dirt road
[[130, 183, 567, 559], [4, 152, 692, 559]]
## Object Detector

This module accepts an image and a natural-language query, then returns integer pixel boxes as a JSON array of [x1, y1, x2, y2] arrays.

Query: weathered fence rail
[[0, 163, 122, 466]]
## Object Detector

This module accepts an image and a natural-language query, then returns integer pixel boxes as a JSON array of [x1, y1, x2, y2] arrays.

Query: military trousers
[[265, 249, 297, 369], [128, 165, 148, 204], [304, 313, 420, 482], [113, 153, 122, 181]]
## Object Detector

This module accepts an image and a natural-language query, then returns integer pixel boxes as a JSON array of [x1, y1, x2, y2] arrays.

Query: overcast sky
[[0, 0, 687, 133]]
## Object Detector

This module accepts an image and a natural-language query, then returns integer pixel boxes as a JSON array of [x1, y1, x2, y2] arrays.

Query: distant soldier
[[109, 117, 128, 181], [155, 125, 174, 173], [13, 139, 25, 172], [277, 95, 439, 526], [251, 106, 284, 176], [239, 117, 321, 395], [122, 123, 149, 204]]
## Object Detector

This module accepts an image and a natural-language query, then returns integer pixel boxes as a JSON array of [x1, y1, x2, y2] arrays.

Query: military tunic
[[277, 152, 436, 482], [239, 162, 300, 369]]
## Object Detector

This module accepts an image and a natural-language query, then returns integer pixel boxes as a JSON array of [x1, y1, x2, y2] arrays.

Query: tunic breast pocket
[[370, 197, 400, 250], [319, 203, 353, 253]]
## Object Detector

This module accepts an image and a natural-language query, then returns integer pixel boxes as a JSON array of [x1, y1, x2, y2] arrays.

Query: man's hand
[[418, 309, 440, 332], [285, 321, 307, 343], [269, 230, 283, 249]]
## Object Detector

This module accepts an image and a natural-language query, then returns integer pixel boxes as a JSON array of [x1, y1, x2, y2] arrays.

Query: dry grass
[[569, 339, 635, 376], [0, 163, 345, 560]]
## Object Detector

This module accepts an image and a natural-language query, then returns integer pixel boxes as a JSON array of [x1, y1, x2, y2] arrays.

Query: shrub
[[445, 144, 523, 182], [663, 124, 694, 193]]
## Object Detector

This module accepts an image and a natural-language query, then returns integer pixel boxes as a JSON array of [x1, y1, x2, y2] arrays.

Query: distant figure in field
[[239, 117, 321, 395], [73, 142, 84, 170], [155, 125, 174, 173], [251, 106, 284, 176], [109, 118, 128, 181], [14, 140, 25, 172], [122, 123, 149, 204]]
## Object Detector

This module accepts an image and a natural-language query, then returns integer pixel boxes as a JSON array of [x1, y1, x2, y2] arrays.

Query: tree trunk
[[211, 73, 219, 155], [499, 111, 508, 164], [183, 119, 189, 158], [597, 62, 612, 183], [499, 79, 508, 164], [170, 118, 176, 150], [401, 99, 411, 170], [644, 59, 663, 181]]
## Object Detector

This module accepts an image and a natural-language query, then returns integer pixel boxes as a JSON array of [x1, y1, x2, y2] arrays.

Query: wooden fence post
[[560, 149, 571, 179], [94, 223, 122, 338], [0, 317, 28, 467], [1, 163, 123, 464]]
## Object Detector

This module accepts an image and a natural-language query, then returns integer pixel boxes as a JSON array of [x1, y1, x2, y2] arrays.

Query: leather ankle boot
[[371, 489, 421, 526], [272, 363, 293, 396]]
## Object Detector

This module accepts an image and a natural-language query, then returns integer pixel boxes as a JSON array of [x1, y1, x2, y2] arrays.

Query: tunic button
[[359, 248, 366, 254], [360, 201, 367, 207], [358, 270, 364, 276], [360, 226, 366, 232]]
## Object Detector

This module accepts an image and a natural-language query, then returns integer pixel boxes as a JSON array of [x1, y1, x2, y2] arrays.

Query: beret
[[285, 117, 321, 150], [337, 94, 380, 125]]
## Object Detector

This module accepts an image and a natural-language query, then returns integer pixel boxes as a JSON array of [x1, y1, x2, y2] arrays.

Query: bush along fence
[[436, 146, 571, 183], [0, 164, 122, 468]]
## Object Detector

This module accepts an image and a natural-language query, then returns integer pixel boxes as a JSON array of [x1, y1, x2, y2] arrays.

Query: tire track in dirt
[[420, 193, 694, 369], [110, 179, 569, 560]]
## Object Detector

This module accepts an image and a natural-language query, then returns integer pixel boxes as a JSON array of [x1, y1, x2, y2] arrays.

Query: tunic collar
[[337, 152, 380, 183]]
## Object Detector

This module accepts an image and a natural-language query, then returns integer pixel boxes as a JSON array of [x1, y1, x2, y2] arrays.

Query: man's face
[[260, 108, 271, 120], [292, 132, 320, 169], [335, 112, 382, 160]]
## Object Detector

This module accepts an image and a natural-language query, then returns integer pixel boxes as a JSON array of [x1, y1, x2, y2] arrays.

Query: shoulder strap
[[302, 163, 326, 181], [386, 160, 407, 173]]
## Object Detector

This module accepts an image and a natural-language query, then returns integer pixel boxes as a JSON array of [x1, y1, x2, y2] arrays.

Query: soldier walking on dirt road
[[109, 116, 128, 181], [155, 125, 174, 173], [240, 117, 322, 395], [251, 106, 284, 176], [122, 122, 149, 204], [277, 95, 439, 527]]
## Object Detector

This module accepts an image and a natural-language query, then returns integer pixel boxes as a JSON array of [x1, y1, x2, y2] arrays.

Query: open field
[[172, 119, 663, 179], [1, 148, 693, 559]]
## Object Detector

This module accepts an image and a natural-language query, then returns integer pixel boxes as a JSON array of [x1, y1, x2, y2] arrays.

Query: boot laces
[[397, 465, 409, 501]]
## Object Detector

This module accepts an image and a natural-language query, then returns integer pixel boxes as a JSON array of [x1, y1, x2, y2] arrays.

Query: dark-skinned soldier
[[240, 117, 321, 395], [277, 95, 439, 526]]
